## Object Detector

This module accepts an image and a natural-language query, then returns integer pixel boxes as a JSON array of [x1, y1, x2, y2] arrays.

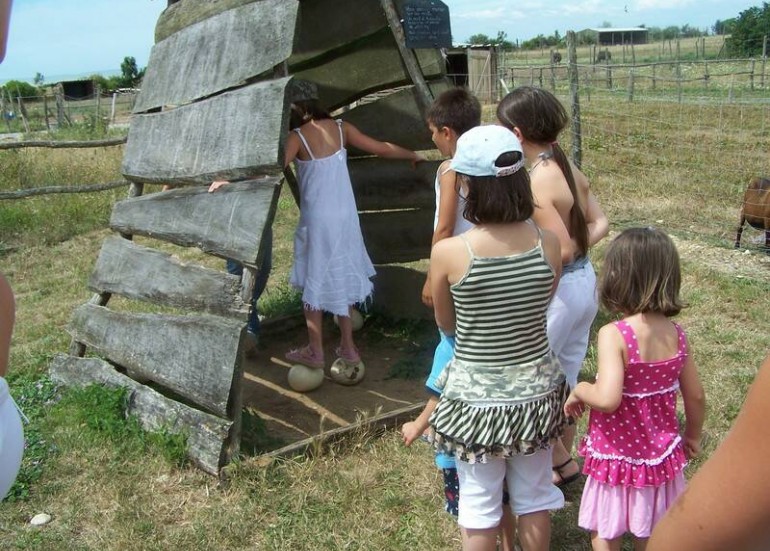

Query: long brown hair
[[459, 152, 533, 225], [497, 86, 589, 257], [289, 99, 332, 130]]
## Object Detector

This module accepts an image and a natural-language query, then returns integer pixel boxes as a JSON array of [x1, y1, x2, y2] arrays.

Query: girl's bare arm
[[0, 273, 15, 378]]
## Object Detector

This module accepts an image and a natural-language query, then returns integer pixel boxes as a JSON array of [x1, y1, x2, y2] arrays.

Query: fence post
[[0, 95, 9, 132], [529, 66, 534, 86], [627, 70, 634, 102], [55, 88, 65, 127], [652, 63, 657, 91], [631, 41, 636, 64], [703, 61, 709, 91], [750, 58, 756, 91], [762, 35, 767, 89], [606, 64, 612, 90], [567, 31, 582, 169], [95, 85, 101, 121], [43, 94, 50, 131], [677, 61, 682, 103], [538, 67, 543, 88], [110, 92, 117, 123], [549, 62, 556, 91]]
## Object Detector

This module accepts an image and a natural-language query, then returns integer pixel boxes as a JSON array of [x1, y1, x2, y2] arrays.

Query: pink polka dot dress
[[578, 319, 688, 539]]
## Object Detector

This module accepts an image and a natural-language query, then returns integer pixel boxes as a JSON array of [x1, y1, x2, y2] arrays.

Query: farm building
[[445, 44, 499, 103], [58, 78, 96, 100], [590, 27, 649, 46]]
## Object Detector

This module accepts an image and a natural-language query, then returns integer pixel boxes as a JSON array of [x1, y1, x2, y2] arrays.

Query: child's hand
[[401, 421, 425, 446], [684, 435, 701, 459], [564, 393, 586, 419], [421, 278, 433, 308], [208, 180, 229, 192]]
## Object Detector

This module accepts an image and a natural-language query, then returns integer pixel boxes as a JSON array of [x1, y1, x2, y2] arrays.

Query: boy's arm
[[422, 165, 459, 307], [402, 395, 439, 446]]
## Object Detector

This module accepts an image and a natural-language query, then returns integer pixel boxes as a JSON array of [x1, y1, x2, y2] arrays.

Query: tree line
[[1, 56, 146, 100]]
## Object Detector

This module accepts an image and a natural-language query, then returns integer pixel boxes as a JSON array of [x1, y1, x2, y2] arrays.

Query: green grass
[[0, 90, 768, 549]]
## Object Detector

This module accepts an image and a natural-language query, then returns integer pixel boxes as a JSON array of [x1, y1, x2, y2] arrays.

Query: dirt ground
[[240, 314, 436, 454]]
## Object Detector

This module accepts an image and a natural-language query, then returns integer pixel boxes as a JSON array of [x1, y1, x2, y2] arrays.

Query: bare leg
[[303, 306, 324, 357], [590, 531, 622, 551], [336, 306, 357, 356], [517, 511, 550, 551], [499, 506, 518, 551], [560, 423, 577, 455], [552, 438, 579, 485], [462, 527, 497, 551], [634, 537, 648, 551]]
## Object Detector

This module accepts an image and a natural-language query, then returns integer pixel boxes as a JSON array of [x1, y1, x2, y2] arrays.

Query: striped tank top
[[451, 227, 555, 366]]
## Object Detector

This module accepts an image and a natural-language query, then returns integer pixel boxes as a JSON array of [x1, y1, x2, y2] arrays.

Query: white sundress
[[289, 120, 376, 317]]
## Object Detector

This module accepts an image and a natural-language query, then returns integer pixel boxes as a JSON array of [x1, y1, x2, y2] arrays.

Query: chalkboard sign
[[402, 0, 451, 49]]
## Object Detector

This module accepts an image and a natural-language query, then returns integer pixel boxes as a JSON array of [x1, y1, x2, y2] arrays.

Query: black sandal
[[553, 458, 581, 487]]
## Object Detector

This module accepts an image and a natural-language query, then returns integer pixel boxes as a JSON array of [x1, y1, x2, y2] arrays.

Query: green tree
[[118, 56, 145, 88], [467, 33, 491, 44], [713, 18, 736, 35], [1, 80, 38, 98], [726, 3, 770, 57], [33, 72, 44, 86]]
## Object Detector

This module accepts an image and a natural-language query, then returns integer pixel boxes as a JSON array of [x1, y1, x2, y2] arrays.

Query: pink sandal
[[335, 346, 361, 364], [285, 346, 325, 369]]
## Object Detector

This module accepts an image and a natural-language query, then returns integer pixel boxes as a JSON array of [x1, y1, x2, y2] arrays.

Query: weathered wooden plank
[[89, 236, 248, 318], [293, 29, 445, 111], [136, 1, 299, 113], [67, 304, 244, 418], [49, 354, 234, 475], [156, 0, 257, 43], [121, 78, 291, 185], [371, 265, 432, 320], [110, 179, 279, 267], [349, 158, 439, 211], [360, 209, 432, 264], [342, 79, 450, 155]]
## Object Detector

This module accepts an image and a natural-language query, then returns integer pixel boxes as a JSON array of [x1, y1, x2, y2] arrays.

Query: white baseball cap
[[450, 125, 525, 177]]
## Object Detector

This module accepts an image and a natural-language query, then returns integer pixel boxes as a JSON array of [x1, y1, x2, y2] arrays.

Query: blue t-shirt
[[427, 331, 455, 469]]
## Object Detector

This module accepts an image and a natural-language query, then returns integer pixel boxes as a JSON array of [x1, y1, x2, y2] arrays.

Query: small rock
[[30, 513, 51, 526], [656, 220, 664, 224]]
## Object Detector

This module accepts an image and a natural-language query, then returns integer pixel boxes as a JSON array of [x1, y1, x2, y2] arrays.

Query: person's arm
[[584, 190, 609, 248], [570, 323, 624, 413], [402, 395, 439, 446], [429, 238, 457, 336], [0, 273, 15, 378], [540, 228, 563, 296], [343, 122, 424, 167], [678, 343, 706, 458], [530, 175, 576, 265], [648, 355, 770, 551], [422, 165, 459, 307]]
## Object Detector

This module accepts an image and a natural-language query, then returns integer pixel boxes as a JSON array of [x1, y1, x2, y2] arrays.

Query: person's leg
[[457, 459, 506, 551], [590, 532, 622, 551], [634, 537, 648, 551], [507, 448, 564, 551], [517, 511, 550, 551], [498, 502, 517, 551], [304, 306, 324, 357], [335, 306, 362, 361], [552, 437, 580, 486], [249, 226, 273, 335]]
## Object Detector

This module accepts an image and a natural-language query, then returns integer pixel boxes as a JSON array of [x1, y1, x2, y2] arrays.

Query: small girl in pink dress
[[564, 227, 706, 551]]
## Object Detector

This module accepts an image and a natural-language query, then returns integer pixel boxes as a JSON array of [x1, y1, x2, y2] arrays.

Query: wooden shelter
[[591, 27, 649, 46], [446, 45, 499, 104], [50, 0, 450, 474]]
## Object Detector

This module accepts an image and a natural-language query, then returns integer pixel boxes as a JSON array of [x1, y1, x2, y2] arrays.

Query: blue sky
[[0, 0, 759, 83]]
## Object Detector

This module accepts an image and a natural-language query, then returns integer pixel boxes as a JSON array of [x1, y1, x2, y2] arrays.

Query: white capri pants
[[456, 448, 564, 529], [0, 377, 24, 501], [547, 261, 598, 388]]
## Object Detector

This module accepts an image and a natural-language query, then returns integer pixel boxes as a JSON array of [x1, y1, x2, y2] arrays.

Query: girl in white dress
[[284, 100, 423, 370]]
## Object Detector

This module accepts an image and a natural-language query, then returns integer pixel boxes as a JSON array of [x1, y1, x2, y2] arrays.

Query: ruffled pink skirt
[[578, 473, 686, 539]]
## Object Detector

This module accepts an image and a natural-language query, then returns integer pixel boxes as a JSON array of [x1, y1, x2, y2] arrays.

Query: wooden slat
[[341, 79, 451, 154], [50, 354, 234, 475], [293, 29, 445, 111], [136, 0, 299, 113], [110, 179, 279, 266], [67, 304, 243, 418], [155, 0, 256, 43], [360, 209, 432, 264], [349, 158, 439, 211], [89, 236, 249, 318], [121, 78, 291, 185]]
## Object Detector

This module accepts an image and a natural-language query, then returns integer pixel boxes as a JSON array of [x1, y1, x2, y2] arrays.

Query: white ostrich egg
[[287, 364, 324, 392]]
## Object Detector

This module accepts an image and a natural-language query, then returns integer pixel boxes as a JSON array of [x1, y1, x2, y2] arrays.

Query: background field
[[0, 62, 769, 549]]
